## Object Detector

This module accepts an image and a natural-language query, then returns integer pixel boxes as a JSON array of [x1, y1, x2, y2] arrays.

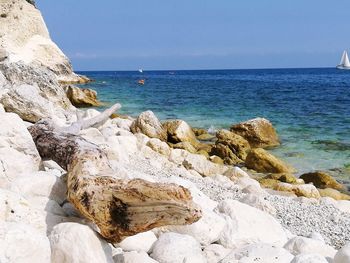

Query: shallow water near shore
[[79, 68, 350, 179]]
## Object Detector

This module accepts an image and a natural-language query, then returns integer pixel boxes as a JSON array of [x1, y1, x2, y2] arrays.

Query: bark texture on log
[[28, 116, 201, 242]]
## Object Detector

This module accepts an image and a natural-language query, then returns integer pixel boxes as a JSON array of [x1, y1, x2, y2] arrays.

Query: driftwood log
[[28, 104, 201, 242]]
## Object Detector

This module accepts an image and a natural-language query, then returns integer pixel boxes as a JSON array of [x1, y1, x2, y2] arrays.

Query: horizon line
[[76, 66, 335, 73]]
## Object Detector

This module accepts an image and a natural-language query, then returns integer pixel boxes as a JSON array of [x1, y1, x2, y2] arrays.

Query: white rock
[[118, 231, 157, 253], [111, 117, 133, 131], [167, 209, 226, 245], [284, 236, 336, 259], [291, 253, 329, 263], [9, 170, 67, 204], [221, 243, 294, 263], [0, 0, 79, 81], [239, 194, 276, 215], [203, 244, 231, 263], [224, 166, 250, 178], [241, 184, 267, 196], [0, 111, 41, 188], [182, 152, 226, 177], [114, 251, 159, 263], [80, 127, 106, 145], [130, 111, 167, 140], [108, 135, 138, 155], [334, 242, 350, 263], [218, 200, 288, 248], [169, 148, 189, 164], [0, 83, 66, 123], [235, 176, 261, 189], [0, 222, 51, 263], [151, 232, 207, 263], [147, 138, 171, 156], [50, 223, 113, 263]]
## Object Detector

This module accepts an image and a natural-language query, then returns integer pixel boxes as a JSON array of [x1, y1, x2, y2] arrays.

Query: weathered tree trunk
[[28, 105, 201, 242]]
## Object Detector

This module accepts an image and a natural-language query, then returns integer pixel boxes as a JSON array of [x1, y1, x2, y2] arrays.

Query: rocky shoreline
[[1, 0, 350, 262]]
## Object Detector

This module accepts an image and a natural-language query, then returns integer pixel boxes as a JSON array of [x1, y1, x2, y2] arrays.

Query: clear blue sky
[[37, 0, 349, 71]]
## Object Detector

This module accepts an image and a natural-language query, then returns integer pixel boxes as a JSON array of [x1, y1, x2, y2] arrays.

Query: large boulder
[[218, 200, 288, 248], [0, 62, 74, 123], [64, 85, 101, 107], [0, 0, 84, 82], [0, 111, 41, 188], [151, 232, 207, 263], [163, 119, 199, 146], [300, 171, 344, 190], [0, 222, 51, 263], [131, 111, 167, 141], [230, 117, 280, 148], [210, 143, 242, 165], [245, 148, 295, 174], [49, 223, 114, 263], [215, 129, 251, 160]]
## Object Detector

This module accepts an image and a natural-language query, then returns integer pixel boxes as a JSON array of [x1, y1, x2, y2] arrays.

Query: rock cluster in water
[[1, 0, 350, 262]]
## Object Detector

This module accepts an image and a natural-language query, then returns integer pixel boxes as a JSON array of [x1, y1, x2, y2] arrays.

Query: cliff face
[[0, 0, 82, 83]]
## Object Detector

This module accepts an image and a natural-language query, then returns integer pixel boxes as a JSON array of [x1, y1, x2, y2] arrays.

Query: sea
[[78, 68, 350, 179]]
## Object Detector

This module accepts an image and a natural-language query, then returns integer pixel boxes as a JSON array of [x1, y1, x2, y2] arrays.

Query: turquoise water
[[78, 69, 350, 177]]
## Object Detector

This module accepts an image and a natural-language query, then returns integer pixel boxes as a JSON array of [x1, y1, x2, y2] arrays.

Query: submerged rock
[[245, 148, 295, 174], [300, 171, 344, 190], [64, 85, 101, 107], [230, 117, 280, 148], [131, 111, 167, 141]]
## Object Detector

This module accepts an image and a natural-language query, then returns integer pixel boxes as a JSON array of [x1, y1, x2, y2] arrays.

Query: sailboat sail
[[339, 51, 350, 67]]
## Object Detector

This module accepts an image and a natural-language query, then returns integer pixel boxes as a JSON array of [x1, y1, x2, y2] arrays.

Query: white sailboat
[[336, 51, 350, 70], [138, 69, 143, 73]]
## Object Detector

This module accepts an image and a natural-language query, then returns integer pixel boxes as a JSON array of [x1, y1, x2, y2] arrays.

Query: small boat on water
[[336, 51, 350, 70], [138, 79, 145, 85], [138, 69, 143, 73]]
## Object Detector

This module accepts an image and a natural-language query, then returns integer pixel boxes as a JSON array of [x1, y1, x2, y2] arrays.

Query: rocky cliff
[[0, 0, 84, 83]]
